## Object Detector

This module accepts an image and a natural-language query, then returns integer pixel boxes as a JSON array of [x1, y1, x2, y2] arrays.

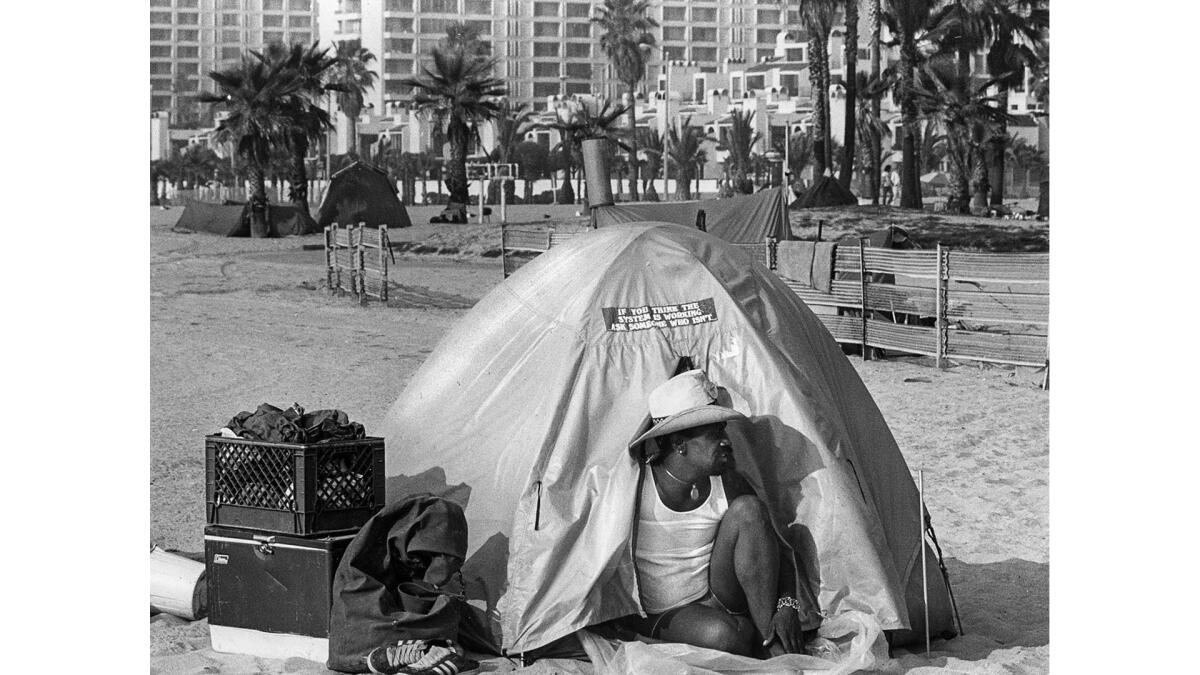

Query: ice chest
[[205, 435, 385, 535], [205, 525, 356, 662]]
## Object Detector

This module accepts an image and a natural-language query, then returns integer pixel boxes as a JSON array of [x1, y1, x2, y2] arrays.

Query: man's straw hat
[[627, 369, 745, 461]]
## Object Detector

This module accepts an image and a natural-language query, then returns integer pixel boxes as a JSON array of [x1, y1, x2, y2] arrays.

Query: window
[[662, 7, 686, 21], [420, 17, 448, 32], [150, 61, 173, 75], [222, 46, 243, 60], [178, 28, 199, 41], [384, 58, 413, 73], [177, 12, 199, 24], [857, 48, 869, 61], [339, 19, 362, 32], [786, 48, 805, 61], [780, 74, 799, 94], [385, 37, 414, 52], [565, 22, 589, 38], [693, 7, 716, 22], [150, 28, 172, 41], [385, 17, 412, 32], [420, 0, 456, 11], [222, 29, 241, 41], [465, 19, 491, 35], [290, 31, 311, 43], [533, 42, 559, 57], [465, 0, 491, 12], [758, 9, 780, 24], [263, 14, 283, 27], [691, 27, 716, 42], [533, 22, 559, 37], [150, 45, 171, 57], [221, 0, 240, 8], [384, 79, 411, 95], [533, 62, 560, 77], [663, 26, 685, 41], [263, 0, 283, 9], [177, 45, 199, 57], [533, 2, 558, 16], [566, 3, 590, 18], [149, 0, 170, 6], [533, 81, 560, 98], [340, 0, 362, 11], [176, 62, 199, 75], [756, 29, 777, 44], [178, 0, 199, 6], [288, 0, 312, 10], [691, 46, 716, 62], [151, 78, 172, 91], [288, 15, 311, 28], [150, 11, 171, 23], [565, 62, 591, 78], [565, 42, 590, 58], [221, 13, 240, 26], [746, 75, 764, 91], [152, 95, 173, 110], [565, 81, 589, 95], [385, 0, 413, 10], [263, 30, 284, 42]]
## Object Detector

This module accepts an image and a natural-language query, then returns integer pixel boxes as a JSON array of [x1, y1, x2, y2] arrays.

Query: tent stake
[[920, 469, 930, 656]]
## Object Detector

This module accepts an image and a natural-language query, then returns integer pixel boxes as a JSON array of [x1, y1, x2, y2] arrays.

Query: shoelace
[[386, 641, 428, 668], [405, 645, 455, 671]]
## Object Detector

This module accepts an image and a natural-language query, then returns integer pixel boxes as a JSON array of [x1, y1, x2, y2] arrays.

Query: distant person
[[880, 165, 895, 206]]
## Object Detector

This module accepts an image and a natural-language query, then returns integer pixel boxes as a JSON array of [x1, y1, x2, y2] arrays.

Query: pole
[[920, 469, 930, 656], [935, 244, 945, 369], [478, 173, 485, 225], [664, 58, 671, 201], [500, 175, 507, 224]]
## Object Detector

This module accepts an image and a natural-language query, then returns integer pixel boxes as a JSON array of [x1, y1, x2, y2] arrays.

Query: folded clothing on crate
[[220, 403, 366, 444]]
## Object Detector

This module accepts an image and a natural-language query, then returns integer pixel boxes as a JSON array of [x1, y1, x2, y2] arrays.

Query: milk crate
[[205, 436, 385, 536]]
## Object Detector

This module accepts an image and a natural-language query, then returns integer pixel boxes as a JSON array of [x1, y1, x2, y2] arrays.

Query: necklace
[[659, 465, 701, 501]]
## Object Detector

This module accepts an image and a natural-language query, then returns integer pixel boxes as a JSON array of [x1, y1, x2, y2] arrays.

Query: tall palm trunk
[[869, 0, 882, 204], [626, 85, 639, 201], [346, 112, 359, 157], [447, 119, 470, 206], [989, 86, 1010, 206], [839, 0, 860, 189], [289, 132, 312, 215], [899, 39, 923, 209], [945, 132, 971, 213], [809, 35, 827, 177], [247, 162, 270, 238], [970, 140, 990, 209], [558, 142, 575, 204]]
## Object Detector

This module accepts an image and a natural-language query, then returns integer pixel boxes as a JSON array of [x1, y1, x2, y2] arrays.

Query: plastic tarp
[[378, 222, 955, 655], [592, 187, 793, 242], [173, 200, 316, 237], [317, 161, 412, 230]]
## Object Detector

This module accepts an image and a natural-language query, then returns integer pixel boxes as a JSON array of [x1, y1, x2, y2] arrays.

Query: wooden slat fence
[[324, 223, 390, 305], [498, 223, 1048, 369]]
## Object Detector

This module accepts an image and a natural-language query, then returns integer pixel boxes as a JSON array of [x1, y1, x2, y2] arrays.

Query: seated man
[[619, 369, 817, 656]]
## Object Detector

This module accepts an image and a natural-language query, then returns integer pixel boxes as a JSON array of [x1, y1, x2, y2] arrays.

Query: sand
[[149, 205, 1048, 674]]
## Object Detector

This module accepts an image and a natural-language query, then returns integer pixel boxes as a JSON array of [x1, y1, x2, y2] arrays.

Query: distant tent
[[317, 161, 412, 229], [173, 200, 315, 237], [592, 186, 793, 242], [790, 175, 858, 209]]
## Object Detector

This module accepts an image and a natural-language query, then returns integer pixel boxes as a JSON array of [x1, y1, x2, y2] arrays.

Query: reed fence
[[499, 224, 1049, 370], [324, 224, 391, 305]]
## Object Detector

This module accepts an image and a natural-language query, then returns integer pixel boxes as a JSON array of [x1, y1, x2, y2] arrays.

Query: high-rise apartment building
[[150, 0, 321, 125], [332, 0, 800, 112]]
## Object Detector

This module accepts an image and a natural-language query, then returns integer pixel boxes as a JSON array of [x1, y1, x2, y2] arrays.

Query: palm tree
[[839, 0, 861, 189], [868, 0, 885, 203], [798, 0, 837, 172], [254, 41, 337, 217], [327, 40, 378, 159], [199, 56, 301, 236], [544, 99, 630, 204], [664, 116, 714, 200], [883, 0, 939, 208], [787, 127, 817, 186], [489, 99, 537, 203], [511, 140, 551, 202], [854, 71, 893, 199], [718, 109, 760, 194], [637, 127, 663, 200], [400, 39, 506, 209], [592, 0, 659, 202]]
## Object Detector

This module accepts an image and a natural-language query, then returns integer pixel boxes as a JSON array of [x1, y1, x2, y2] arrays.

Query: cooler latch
[[253, 534, 276, 555]]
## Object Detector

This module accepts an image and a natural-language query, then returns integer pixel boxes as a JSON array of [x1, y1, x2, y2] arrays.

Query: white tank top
[[634, 472, 729, 614]]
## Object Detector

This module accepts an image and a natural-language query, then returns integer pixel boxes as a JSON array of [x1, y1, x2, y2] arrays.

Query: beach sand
[[149, 207, 1047, 674]]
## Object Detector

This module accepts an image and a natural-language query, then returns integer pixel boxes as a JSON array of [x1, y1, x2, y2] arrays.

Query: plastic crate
[[205, 436, 385, 536]]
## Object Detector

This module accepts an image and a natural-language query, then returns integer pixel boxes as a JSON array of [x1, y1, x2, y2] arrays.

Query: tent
[[317, 161, 412, 230], [592, 186, 793, 242], [378, 222, 957, 658], [173, 200, 316, 237], [790, 175, 858, 209]]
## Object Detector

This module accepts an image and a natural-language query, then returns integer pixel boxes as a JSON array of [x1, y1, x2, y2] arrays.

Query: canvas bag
[[327, 494, 468, 673]]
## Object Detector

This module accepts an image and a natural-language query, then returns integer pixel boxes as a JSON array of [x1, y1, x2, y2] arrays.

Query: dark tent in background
[[592, 186, 793, 242], [173, 200, 315, 237], [791, 175, 859, 209], [317, 161, 412, 230]]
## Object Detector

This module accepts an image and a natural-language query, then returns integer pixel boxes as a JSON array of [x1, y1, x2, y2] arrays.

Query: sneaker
[[366, 639, 440, 674], [398, 644, 478, 675]]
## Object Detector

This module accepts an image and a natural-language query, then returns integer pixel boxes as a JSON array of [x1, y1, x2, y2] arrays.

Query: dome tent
[[378, 222, 956, 657], [317, 161, 412, 229]]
